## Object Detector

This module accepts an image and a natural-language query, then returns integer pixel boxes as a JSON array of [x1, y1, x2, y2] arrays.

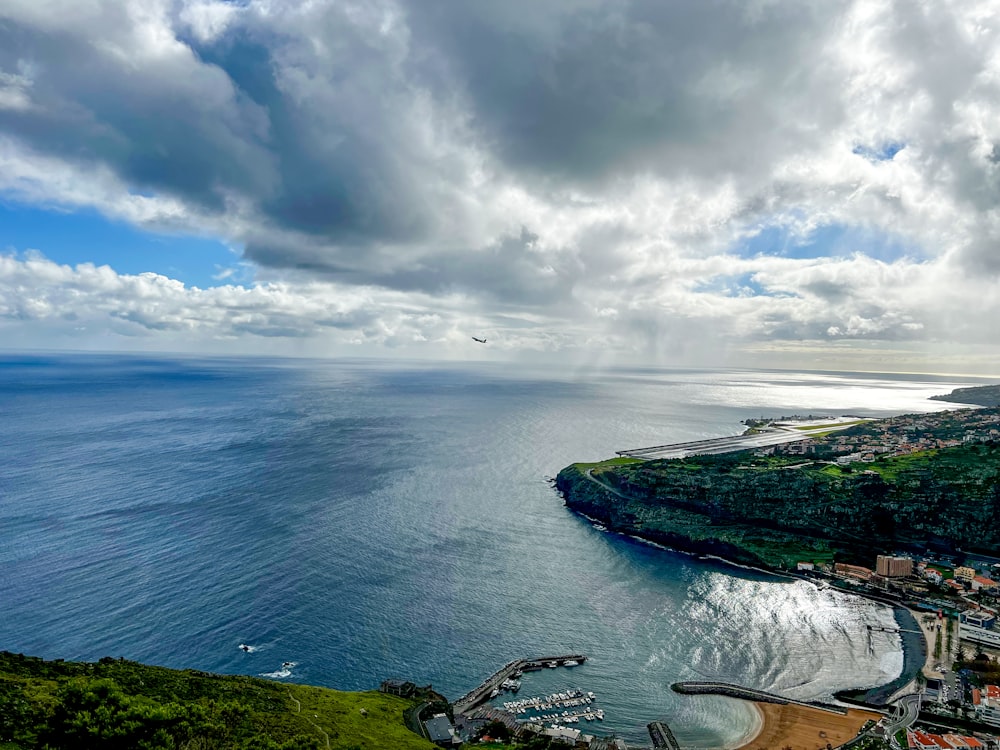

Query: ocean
[[0, 354, 987, 746]]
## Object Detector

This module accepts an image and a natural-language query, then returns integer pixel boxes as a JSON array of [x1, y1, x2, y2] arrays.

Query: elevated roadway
[[618, 421, 865, 461]]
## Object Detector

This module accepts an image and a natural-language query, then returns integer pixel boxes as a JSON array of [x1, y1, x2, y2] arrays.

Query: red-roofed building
[[973, 576, 999, 592], [835, 563, 873, 581], [942, 734, 973, 748], [908, 730, 938, 749], [974, 683, 1000, 727]]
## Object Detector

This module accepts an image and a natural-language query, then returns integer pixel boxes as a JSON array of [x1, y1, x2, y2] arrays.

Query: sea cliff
[[555, 461, 837, 569], [556, 409, 1000, 570]]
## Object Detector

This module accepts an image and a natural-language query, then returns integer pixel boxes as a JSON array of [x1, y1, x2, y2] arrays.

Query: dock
[[647, 721, 681, 750], [452, 655, 587, 714]]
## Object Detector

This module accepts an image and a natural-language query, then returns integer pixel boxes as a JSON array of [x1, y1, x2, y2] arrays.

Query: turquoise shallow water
[[0, 355, 985, 746]]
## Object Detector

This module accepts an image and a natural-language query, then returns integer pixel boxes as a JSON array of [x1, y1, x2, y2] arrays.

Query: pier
[[452, 655, 587, 714], [647, 721, 681, 750]]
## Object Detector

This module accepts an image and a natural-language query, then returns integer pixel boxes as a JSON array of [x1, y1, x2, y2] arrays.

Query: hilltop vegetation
[[0, 651, 436, 750], [557, 442, 1000, 569], [931, 384, 1000, 407]]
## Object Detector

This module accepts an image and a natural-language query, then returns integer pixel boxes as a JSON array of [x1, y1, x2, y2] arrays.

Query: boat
[[548, 661, 558, 668], [564, 659, 579, 667]]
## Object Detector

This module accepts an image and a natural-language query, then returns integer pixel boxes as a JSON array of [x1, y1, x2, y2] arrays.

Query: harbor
[[448, 655, 622, 747], [502, 688, 605, 725], [451, 654, 587, 714]]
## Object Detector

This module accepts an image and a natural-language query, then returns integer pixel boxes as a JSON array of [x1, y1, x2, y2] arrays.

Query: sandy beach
[[734, 702, 883, 750], [726, 702, 764, 749]]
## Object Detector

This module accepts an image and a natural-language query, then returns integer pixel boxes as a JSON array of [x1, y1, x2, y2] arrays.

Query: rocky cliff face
[[554, 465, 806, 569]]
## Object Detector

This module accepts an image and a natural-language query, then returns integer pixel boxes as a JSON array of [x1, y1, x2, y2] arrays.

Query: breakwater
[[671, 682, 849, 715], [648, 720, 681, 750]]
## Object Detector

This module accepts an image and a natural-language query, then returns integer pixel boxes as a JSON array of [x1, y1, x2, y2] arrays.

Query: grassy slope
[[0, 651, 436, 750]]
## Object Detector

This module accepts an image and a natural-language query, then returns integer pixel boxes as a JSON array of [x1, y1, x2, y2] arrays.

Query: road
[[883, 693, 921, 736]]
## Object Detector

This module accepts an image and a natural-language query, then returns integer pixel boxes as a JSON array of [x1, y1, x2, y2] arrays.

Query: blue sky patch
[[0, 201, 247, 289], [694, 271, 769, 297], [852, 141, 905, 162], [731, 220, 921, 263]]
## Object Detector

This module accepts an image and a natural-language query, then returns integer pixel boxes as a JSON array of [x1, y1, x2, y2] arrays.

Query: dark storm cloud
[[0, 0, 843, 277], [245, 228, 575, 307], [405, 0, 839, 183], [187, 16, 437, 244], [0, 20, 273, 215], [5, 0, 1000, 365]]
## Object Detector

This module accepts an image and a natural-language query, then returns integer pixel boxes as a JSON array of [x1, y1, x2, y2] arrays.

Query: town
[[400, 407, 1000, 750], [755, 407, 1000, 463]]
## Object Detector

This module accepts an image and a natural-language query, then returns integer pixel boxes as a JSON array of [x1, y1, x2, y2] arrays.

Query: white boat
[[564, 659, 579, 667]]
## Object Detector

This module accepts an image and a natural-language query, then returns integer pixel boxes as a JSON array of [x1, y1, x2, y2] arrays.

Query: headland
[[557, 405, 1000, 571]]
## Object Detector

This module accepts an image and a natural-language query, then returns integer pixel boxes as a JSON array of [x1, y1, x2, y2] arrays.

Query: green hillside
[[0, 651, 437, 750], [557, 442, 1000, 569]]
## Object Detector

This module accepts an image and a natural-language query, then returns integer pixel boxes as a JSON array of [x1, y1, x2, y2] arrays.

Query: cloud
[[1, 0, 1000, 369]]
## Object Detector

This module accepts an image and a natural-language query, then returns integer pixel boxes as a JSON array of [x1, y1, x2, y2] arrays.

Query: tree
[[479, 719, 513, 742], [39, 678, 202, 750]]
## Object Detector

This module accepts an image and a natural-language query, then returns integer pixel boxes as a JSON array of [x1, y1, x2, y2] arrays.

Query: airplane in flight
[[471, 336, 487, 344]]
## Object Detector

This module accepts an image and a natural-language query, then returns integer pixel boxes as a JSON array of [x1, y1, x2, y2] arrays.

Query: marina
[[451, 654, 587, 714], [502, 688, 605, 725]]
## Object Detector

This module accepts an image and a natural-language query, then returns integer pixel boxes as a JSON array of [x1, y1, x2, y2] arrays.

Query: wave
[[260, 661, 297, 679]]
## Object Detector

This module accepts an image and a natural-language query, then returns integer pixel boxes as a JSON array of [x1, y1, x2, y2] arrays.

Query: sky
[[1, 1, 1000, 374]]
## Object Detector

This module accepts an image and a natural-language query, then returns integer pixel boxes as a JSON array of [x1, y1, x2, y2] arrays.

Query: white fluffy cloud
[[1, 0, 1000, 371]]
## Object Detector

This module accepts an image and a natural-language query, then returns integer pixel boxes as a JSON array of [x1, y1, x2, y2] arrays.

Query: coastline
[[730, 702, 883, 750], [581, 509, 930, 702], [727, 702, 764, 750]]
